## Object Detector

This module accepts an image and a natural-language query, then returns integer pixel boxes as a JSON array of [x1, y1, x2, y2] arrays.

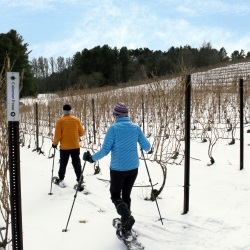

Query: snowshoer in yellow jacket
[[52, 104, 84, 188]]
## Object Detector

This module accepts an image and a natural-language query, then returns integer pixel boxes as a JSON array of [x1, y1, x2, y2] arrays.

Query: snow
[[17, 131, 250, 250]]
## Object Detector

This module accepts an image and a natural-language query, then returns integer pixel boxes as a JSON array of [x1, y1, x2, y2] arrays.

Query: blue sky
[[1, 0, 250, 59]]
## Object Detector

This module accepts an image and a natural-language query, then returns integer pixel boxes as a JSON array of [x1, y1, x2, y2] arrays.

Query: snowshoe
[[73, 183, 84, 191], [52, 177, 66, 188], [112, 218, 144, 249]]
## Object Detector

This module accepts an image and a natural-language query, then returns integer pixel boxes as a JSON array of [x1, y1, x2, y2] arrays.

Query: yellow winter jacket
[[53, 114, 84, 150]]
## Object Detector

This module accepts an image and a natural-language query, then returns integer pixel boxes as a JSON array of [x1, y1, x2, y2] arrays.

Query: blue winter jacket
[[92, 117, 151, 171]]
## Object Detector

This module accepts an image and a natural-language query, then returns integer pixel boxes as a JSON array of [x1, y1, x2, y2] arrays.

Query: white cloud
[[0, 0, 53, 10], [160, 0, 250, 16]]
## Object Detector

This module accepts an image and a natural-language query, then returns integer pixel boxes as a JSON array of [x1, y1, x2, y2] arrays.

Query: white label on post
[[7, 72, 20, 121]]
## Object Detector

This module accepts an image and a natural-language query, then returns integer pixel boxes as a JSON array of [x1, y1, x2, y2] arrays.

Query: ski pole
[[141, 148, 164, 225], [48, 147, 56, 195], [62, 160, 87, 232]]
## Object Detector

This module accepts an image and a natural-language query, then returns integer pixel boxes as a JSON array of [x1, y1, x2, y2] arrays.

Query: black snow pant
[[110, 168, 138, 211], [58, 148, 82, 182]]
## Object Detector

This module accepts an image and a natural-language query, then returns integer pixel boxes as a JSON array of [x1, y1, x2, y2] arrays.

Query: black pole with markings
[[8, 121, 23, 250], [7, 72, 23, 250]]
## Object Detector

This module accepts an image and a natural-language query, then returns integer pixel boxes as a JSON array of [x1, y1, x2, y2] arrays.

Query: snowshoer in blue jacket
[[83, 102, 151, 239]]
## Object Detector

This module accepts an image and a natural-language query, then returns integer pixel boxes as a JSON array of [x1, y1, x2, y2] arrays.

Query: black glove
[[83, 151, 95, 163], [52, 144, 57, 149]]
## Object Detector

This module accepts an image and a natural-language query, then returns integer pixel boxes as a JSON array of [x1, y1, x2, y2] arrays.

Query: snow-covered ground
[[18, 130, 250, 250]]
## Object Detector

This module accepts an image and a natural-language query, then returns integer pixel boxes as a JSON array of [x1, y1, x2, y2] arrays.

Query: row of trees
[[1, 29, 250, 97], [33, 44, 250, 93]]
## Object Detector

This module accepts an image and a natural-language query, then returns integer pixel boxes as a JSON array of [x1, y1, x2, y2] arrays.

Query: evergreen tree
[[0, 29, 36, 97], [219, 47, 229, 61], [231, 50, 246, 60], [119, 46, 131, 82]]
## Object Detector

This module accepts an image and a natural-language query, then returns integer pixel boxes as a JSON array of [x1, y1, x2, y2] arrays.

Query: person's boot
[[116, 200, 135, 231], [121, 215, 135, 231], [53, 177, 66, 188], [115, 217, 133, 241], [59, 180, 66, 188], [74, 180, 84, 191], [77, 176, 84, 184]]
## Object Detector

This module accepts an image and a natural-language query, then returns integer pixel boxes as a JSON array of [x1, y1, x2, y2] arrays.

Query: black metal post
[[92, 99, 96, 144], [8, 121, 23, 250], [239, 78, 244, 170], [35, 102, 39, 150], [142, 94, 145, 133], [48, 106, 51, 133], [218, 91, 221, 124], [183, 74, 191, 215]]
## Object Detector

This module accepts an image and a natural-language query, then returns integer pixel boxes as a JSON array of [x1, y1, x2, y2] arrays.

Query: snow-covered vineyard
[[192, 61, 250, 84], [19, 61, 250, 167], [2, 61, 250, 249]]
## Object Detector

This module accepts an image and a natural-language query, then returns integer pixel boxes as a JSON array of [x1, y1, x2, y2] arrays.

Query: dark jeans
[[110, 168, 138, 210], [59, 148, 82, 182]]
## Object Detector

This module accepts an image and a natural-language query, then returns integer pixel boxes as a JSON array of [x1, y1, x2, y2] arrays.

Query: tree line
[[1, 29, 250, 97]]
